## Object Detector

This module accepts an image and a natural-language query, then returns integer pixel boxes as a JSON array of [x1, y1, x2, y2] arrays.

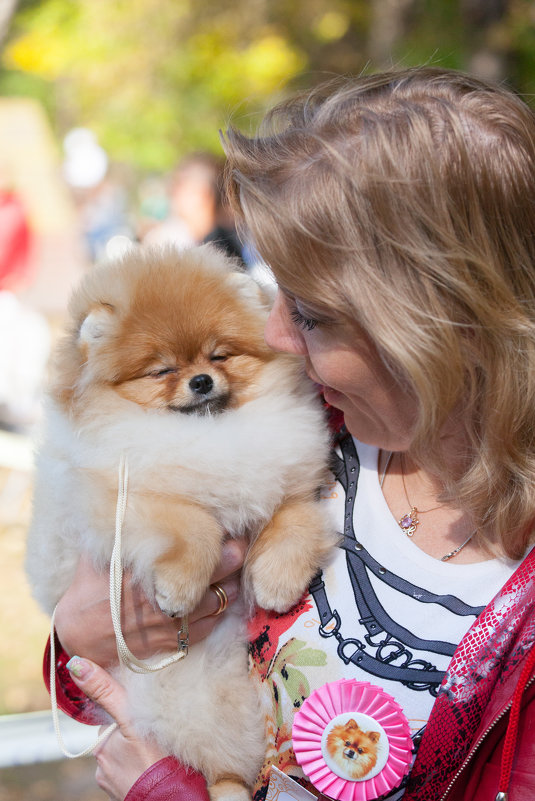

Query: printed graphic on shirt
[[248, 432, 516, 801], [316, 433, 484, 697]]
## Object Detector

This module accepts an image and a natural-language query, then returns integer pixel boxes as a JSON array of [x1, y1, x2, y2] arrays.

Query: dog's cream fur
[[26, 245, 337, 800]]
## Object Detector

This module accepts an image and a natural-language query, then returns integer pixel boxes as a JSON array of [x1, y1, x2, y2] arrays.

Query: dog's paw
[[246, 560, 309, 613], [154, 590, 184, 618], [208, 779, 251, 801], [153, 569, 205, 618], [245, 500, 337, 614], [253, 585, 305, 614]]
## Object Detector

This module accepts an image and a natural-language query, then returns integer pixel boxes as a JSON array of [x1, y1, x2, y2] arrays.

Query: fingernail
[[66, 656, 92, 680]]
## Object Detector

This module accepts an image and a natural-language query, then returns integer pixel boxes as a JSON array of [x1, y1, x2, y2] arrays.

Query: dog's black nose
[[189, 374, 214, 395]]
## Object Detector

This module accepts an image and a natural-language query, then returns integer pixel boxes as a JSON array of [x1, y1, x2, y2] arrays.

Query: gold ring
[[210, 583, 229, 616]]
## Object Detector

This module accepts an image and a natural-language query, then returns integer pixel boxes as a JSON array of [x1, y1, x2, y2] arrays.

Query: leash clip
[[178, 617, 189, 656]]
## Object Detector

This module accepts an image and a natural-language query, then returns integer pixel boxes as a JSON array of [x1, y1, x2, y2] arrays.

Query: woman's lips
[[321, 385, 343, 405], [305, 369, 344, 405]]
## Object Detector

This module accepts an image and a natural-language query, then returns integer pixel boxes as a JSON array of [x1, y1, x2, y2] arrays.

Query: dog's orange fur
[[52, 248, 276, 416]]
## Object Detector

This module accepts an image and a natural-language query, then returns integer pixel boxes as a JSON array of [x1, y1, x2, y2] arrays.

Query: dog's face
[[54, 246, 278, 416], [325, 719, 380, 780]]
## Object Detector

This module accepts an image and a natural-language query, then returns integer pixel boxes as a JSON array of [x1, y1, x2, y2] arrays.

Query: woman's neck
[[378, 449, 490, 564]]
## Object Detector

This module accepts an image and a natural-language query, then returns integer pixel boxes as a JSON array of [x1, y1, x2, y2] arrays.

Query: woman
[[49, 67, 534, 800]]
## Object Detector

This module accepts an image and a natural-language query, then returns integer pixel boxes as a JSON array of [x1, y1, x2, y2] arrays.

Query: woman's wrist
[[124, 756, 210, 801]]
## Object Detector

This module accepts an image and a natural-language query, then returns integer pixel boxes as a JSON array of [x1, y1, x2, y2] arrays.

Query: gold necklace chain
[[379, 450, 475, 562], [399, 452, 442, 536]]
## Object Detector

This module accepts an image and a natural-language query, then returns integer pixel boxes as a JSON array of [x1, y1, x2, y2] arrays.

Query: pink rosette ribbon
[[292, 679, 413, 801]]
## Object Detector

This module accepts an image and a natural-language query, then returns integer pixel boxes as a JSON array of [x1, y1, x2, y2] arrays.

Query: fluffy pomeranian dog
[[26, 244, 337, 801], [326, 719, 381, 780]]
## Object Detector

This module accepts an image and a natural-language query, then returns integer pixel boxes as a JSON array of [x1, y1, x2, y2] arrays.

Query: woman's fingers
[[66, 657, 169, 800], [186, 538, 246, 623], [190, 576, 238, 621], [66, 656, 132, 732], [54, 555, 179, 664], [55, 538, 247, 665], [210, 538, 247, 583]]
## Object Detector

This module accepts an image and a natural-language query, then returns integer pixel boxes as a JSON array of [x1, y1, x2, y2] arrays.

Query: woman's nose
[[264, 291, 308, 355]]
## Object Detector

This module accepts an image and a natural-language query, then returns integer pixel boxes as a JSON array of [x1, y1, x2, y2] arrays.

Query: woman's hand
[[66, 655, 170, 800], [54, 539, 247, 667]]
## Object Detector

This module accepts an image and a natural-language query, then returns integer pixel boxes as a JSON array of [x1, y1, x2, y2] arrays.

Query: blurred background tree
[[1, 0, 535, 173], [0, 0, 535, 170]]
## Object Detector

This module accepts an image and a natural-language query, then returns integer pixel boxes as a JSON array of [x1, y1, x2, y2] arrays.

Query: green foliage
[[396, 0, 466, 71], [507, 0, 535, 93], [1, 0, 535, 171], [0, 0, 309, 169]]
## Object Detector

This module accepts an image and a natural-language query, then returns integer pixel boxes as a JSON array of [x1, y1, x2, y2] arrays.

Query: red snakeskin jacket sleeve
[[404, 546, 535, 801], [44, 547, 535, 801], [123, 758, 209, 801]]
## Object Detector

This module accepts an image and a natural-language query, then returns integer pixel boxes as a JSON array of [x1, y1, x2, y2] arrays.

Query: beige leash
[[50, 454, 188, 758]]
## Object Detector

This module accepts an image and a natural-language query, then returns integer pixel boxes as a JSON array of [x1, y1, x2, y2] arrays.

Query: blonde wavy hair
[[223, 67, 535, 559]]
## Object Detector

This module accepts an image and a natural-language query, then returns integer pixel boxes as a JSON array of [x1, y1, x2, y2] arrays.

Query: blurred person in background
[[144, 151, 244, 263], [63, 128, 133, 263], [0, 184, 33, 291], [0, 177, 50, 430]]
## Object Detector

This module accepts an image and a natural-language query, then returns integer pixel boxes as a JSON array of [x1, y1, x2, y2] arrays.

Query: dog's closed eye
[[150, 367, 177, 377]]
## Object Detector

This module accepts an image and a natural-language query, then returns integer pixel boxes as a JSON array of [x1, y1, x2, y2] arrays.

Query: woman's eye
[[290, 308, 318, 331]]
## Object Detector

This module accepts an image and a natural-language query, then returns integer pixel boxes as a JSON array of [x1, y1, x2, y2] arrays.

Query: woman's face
[[265, 290, 418, 452]]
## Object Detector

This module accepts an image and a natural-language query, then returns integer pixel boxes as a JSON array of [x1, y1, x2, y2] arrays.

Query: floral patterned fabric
[[249, 597, 324, 797]]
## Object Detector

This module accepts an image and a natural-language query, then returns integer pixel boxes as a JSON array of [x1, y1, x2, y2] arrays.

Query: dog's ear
[[367, 731, 380, 743], [228, 270, 272, 310], [79, 303, 118, 346], [346, 719, 360, 731]]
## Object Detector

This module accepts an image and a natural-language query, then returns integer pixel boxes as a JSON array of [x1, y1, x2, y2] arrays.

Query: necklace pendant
[[399, 507, 419, 537]]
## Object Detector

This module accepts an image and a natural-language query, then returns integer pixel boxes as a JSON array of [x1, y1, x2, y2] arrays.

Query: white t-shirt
[[249, 435, 521, 801]]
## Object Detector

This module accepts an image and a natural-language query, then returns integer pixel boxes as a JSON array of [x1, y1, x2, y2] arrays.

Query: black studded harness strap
[[309, 431, 484, 694]]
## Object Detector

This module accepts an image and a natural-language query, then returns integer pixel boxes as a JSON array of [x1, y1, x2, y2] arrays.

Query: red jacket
[[404, 546, 535, 801], [45, 548, 535, 801]]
